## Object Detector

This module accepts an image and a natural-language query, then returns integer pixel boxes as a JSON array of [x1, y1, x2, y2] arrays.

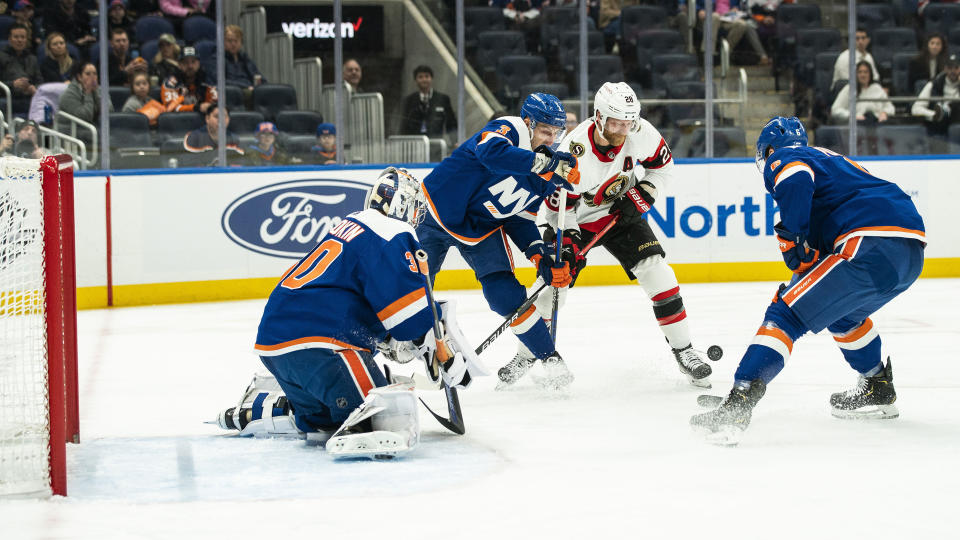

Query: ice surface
[[2, 279, 958, 539]]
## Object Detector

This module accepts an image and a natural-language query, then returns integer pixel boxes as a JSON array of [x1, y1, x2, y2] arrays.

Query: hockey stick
[[550, 189, 567, 343], [474, 213, 621, 356], [414, 250, 466, 435]]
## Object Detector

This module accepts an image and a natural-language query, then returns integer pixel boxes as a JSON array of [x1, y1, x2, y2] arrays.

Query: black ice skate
[[690, 380, 766, 446], [534, 352, 575, 390], [830, 358, 899, 419], [497, 352, 536, 389], [673, 345, 713, 388]]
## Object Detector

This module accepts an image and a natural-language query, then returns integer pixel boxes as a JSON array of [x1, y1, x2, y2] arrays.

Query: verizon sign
[[266, 4, 384, 53], [280, 18, 363, 39]]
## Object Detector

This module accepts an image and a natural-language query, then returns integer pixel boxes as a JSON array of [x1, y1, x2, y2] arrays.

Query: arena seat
[[473, 31, 527, 76], [519, 82, 570, 100], [183, 15, 216, 44], [496, 55, 548, 102], [158, 112, 203, 143], [465, 7, 506, 52], [276, 110, 324, 135], [871, 27, 917, 78], [109, 113, 153, 148], [134, 16, 175, 45], [228, 111, 266, 136], [620, 6, 669, 47], [856, 4, 897, 35], [252, 84, 298, 122], [923, 4, 960, 38], [556, 30, 605, 73]]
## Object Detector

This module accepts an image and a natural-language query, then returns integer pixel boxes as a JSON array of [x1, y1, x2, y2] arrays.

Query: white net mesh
[[0, 156, 50, 497]]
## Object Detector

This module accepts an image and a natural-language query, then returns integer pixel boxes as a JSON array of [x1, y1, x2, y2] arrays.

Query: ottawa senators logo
[[569, 141, 585, 157], [584, 173, 630, 207]]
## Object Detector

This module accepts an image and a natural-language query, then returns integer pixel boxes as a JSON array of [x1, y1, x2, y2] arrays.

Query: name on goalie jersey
[[221, 179, 370, 259]]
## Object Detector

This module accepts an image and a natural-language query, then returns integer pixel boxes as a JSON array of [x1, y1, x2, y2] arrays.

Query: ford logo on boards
[[222, 179, 370, 258]]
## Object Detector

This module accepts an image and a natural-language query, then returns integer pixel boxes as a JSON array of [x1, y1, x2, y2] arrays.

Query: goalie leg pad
[[327, 382, 420, 459]]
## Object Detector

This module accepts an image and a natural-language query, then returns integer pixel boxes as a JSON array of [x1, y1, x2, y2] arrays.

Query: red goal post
[[0, 154, 78, 497]]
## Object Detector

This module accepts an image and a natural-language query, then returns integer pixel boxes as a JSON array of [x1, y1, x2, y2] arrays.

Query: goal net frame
[[1, 154, 78, 497]]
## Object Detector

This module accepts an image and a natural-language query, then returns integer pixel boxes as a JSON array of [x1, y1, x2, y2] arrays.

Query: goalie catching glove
[[543, 227, 587, 286], [531, 145, 578, 188], [774, 221, 819, 274], [610, 180, 657, 224]]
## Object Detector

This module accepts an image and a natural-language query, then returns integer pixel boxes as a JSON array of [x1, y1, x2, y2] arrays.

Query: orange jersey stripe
[[773, 161, 814, 187], [781, 255, 844, 306], [377, 288, 426, 322], [834, 318, 874, 344], [255, 336, 368, 353], [756, 325, 794, 353], [839, 236, 862, 259], [340, 349, 375, 397], [421, 183, 503, 245], [833, 226, 926, 248]]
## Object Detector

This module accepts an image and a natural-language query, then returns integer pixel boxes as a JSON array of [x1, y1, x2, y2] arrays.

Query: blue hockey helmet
[[519, 93, 567, 132], [755, 116, 808, 173], [364, 167, 426, 227]]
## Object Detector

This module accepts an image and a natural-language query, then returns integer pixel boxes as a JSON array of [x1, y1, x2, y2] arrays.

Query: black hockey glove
[[610, 181, 656, 225], [560, 229, 587, 287]]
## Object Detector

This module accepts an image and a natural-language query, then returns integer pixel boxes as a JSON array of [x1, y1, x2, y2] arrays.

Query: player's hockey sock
[[649, 286, 691, 349], [829, 318, 883, 376], [734, 300, 807, 385], [511, 307, 555, 359]]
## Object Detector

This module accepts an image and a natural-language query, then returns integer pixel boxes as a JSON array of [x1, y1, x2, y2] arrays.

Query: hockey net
[[0, 155, 78, 498]]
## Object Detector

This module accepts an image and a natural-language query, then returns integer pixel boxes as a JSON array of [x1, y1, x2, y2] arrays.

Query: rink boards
[[71, 157, 960, 308]]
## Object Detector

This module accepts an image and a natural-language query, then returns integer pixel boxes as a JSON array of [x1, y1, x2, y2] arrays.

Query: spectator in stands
[[161, 0, 214, 34], [909, 33, 949, 95], [150, 33, 182, 87], [161, 46, 215, 114], [0, 23, 42, 114], [832, 28, 880, 86], [490, 0, 544, 53], [58, 61, 114, 127], [108, 0, 138, 44], [565, 111, 578, 132], [122, 72, 165, 127], [311, 123, 337, 164], [747, 0, 781, 54], [912, 53, 960, 137], [604, 0, 692, 54], [1, 119, 46, 158], [692, 0, 770, 65], [183, 103, 244, 165], [245, 122, 293, 166], [128, 0, 162, 17], [108, 28, 147, 87], [11, 1, 40, 49], [41, 33, 75, 83], [43, 0, 96, 52], [831, 60, 895, 124], [343, 58, 363, 92], [399, 65, 457, 139], [224, 24, 266, 106]]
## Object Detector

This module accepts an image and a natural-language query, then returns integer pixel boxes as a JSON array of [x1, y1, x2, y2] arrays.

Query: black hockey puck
[[697, 394, 724, 408], [707, 345, 723, 361]]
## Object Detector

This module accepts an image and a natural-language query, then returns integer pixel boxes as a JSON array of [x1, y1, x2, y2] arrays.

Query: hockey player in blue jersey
[[418, 93, 580, 388], [691, 117, 926, 445], [215, 167, 481, 458]]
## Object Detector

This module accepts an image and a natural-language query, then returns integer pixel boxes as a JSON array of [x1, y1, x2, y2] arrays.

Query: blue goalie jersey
[[255, 209, 435, 355], [764, 146, 925, 253], [421, 116, 559, 249]]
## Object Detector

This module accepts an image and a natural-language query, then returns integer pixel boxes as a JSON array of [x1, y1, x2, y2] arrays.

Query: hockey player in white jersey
[[500, 82, 713, 388]]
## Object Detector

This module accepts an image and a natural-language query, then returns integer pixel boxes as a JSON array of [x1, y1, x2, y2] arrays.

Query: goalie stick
[[415, 250, 466, 435], [474, 213, 621, 356]]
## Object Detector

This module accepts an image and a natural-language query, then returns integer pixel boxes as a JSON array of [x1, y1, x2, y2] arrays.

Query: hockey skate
[[533, 352, 575, 390], [690, 380, 766, 446], [496, 352, 536, 389], [830, 358, 899, 419], [673, 345, 713, 388]]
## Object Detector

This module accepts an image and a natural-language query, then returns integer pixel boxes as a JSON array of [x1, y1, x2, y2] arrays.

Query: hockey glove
[[774, 222, 819, 274], [610, 181, 656, 225], [542, 228, 587, 286], [525, 242, 572, 288], [531, 145, 578, 188]]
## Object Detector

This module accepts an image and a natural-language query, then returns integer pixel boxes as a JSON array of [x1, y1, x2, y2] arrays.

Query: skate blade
[[326, 431, 411, 459], [830, 403, 899, 420], [531, 374, 575, 391], [690, 423, 743, 447], [687, 375, 712, 389]]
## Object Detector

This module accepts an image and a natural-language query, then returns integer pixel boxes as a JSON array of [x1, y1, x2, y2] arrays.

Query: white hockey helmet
[[364, 167, 426, 227], [593, 82, 641, 137]]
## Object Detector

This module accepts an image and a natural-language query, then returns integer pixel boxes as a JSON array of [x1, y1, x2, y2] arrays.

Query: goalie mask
[[593, 82, 641, 138], [364, 166, 426, 227]]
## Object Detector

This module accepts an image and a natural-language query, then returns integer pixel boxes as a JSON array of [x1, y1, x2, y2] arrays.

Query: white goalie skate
[[326, 383, 420, 460]]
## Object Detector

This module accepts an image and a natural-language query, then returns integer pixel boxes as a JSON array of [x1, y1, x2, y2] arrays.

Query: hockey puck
[[697, 394, 724, 408], [707, 345, 723, 361]]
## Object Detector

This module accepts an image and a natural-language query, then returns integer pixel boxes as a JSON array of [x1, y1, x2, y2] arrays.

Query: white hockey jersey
[[543, 118, 675, 233]]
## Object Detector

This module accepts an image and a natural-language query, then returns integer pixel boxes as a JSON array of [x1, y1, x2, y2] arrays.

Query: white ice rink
[[3, 278, 959, 539]]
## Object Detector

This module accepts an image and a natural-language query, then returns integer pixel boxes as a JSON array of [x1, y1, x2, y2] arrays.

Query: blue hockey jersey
[[421, 116, 561, 250], [255, 209, 435, 355], [764, 146, 925, 253]]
